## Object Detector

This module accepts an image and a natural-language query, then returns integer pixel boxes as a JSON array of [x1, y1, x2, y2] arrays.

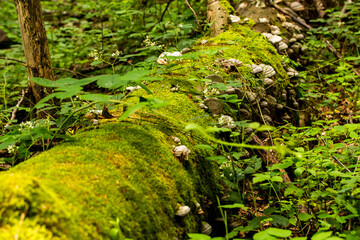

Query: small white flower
[[218, 115, 234, 126], [7, 145, 19, 154]]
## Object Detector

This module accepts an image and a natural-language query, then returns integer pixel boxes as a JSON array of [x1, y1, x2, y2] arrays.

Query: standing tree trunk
[[207, 0, 229, 37], [14, 0, 54, 108]]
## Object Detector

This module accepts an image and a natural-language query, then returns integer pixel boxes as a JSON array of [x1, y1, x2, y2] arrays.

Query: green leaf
[[350, 131, 359, 139], [270, 215, 289, 227], [0, 136, 17, 151], [80, 94, 111, 103], [31, 77, 57, 87], [95, 75, 123, 89], [187, 233, 211, 240], [311, 231, 333, 240], [138, 83, 153, 94], [195, 144, 214, 150], [253, 173, 271, 184], [271, 176, 283, 182], [119, 102, 147, 121], [298, 212, 313, 221], [253, 231, 277, 240], [90, 60, 102, 66], [219, 203, 248, 210], [257, 125, 275, 131], [118, 68, 152, 82], [267, 228, 292, 237], [205, 155, 227, 164]]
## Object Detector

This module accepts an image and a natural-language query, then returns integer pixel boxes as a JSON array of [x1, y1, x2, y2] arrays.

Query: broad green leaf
[[31, 77, 57, 87], [311, 231, 332, 240], [270, 215, 289, 227], [95, 75, 122, 89], [268, 160, 293, 170], [118, 69, 152, 82], [350, 131, 359, 139], [253, 231, 277, 240], [248, 122, 261, 129], [80, 94, 111, 103], [267, 228, 292, 237], [298, 212, 313, 221], [253, 173, 271, 184], [271, 176, 284, 182], [291, 238, 307, 240], [187, 233, 211, 240], [0, 136, 17, 151], [54, 90, 81, 99]]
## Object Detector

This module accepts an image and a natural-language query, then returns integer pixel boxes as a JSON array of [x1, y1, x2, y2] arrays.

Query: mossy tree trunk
[[207, 0, 229, 37], [14, 0, 54, 109]]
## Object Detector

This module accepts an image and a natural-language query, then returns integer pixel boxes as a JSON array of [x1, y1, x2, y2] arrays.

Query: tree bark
[[207, 0, 229, 37], [14, 0, 54, 107]]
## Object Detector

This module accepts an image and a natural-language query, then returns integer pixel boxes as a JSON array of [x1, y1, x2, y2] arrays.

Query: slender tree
[[14, 0, 54, 108], [207, 0, 229, 37]]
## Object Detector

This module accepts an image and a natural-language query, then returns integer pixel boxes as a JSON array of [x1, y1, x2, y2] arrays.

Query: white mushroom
[[251, 64, 263, 74], [261, 64, 276, 78], [290, 2, 305, 11], [278, 41, 288, 51], [176, 205, 191, 217], [258, 17, 269, 23], [173, 145, 191, 161], [230, 15, 240, 23]]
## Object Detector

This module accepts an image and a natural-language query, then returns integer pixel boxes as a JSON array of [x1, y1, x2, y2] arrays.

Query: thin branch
[[185, 0, 202, 33], [4, 88, 27, 129], [0, 57, 87, 77], [160, 0, 173, 22], [332, 156, 352, 173]]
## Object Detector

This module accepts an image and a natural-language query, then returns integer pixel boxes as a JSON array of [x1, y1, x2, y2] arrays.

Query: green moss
[[0, 121, 218, 239], [219, 0, 234, 13]]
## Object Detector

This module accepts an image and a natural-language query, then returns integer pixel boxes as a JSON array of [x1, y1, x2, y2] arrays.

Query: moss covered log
[[0, 24, 290, 239]]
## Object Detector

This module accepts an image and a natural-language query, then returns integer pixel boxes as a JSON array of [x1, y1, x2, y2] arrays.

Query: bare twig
[[332, 156, 352, 173], [160, 0, 173, 22], [185, 0, 202, 32], [4, 88, 27, 129]]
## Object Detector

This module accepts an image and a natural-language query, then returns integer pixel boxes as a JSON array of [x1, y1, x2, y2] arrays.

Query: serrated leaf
[[253, 174, 271, 184], [95, 75, 122, 89]]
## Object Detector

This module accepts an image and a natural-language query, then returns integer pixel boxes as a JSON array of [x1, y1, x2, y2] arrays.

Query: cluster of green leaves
[[301, 2, 360, 111], [0, 65, 165, 166]]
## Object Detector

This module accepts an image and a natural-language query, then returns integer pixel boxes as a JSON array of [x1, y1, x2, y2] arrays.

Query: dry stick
[[160, 0, 173, 22], [270, 2, 360, 77], [341, 0, 352, 14], [332, 156, 352, 173], [185, 0, 202, 33], [4, 89, 27, 129]]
